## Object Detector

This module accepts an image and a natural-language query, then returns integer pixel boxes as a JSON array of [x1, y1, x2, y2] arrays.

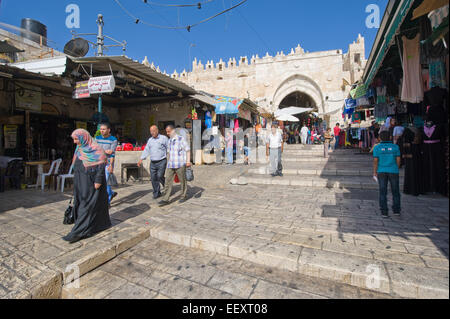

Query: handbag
[[107, 172, 118, 186], [186, 167, 194, 182], [63, 197, 75, 225]]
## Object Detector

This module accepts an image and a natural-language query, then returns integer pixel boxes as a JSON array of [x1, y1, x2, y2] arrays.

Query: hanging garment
[[205, 111, 212, 129], [424, 86, 449, 125], [387, 102, 397, 115], [396, 102, 408, 114], [401, 34, 424, 103], [429, 60, 447, 89], [403, 127, 425, 196], [376, 86, 387, 103], [374, 103, 388, 119], [421, 125, 447, 195], [422, 68, 430, 92], [352, 112, 361, 123], [356, 97, 370, 106], [234, 119, 240, 133]]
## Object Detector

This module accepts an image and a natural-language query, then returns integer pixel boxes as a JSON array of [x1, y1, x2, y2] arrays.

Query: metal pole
[[97, 14, 104, 57], [97, 13, 104, 130], [97, 94, 103, 130]]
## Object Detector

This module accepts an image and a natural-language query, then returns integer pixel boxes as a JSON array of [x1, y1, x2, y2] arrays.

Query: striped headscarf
[[71, 129, 107, 168]]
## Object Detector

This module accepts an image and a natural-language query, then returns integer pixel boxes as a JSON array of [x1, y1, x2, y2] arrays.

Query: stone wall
[[170, 34, 366, 125]]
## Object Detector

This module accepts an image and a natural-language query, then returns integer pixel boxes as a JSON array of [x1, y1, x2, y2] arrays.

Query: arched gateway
[[272, 74, 325, 114]]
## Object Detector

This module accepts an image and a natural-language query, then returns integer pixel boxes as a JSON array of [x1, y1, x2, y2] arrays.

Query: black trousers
[[150, 159, 167, 197]]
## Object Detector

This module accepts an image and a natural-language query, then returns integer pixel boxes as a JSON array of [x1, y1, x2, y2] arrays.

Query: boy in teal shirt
[[373, 130, 402, 218]]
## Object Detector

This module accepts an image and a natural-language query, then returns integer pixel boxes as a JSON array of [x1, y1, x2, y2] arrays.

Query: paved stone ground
[[63, 237, 392, 299], [1, 147, 449, 299]]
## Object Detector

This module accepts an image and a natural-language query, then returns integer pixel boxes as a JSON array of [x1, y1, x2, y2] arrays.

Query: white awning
[[275, 107, 314, 117], [10, 56, 68, 76]]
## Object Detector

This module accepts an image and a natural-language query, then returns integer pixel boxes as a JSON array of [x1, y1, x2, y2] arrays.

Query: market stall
[[357, 0, 449, 196]]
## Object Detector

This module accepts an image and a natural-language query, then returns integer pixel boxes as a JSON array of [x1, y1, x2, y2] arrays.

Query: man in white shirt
[[266, 124, 284, 177], [300, 124, 309, 145]]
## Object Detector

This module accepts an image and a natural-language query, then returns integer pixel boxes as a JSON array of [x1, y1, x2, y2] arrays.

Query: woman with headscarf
[[62, 129, 111, 243]]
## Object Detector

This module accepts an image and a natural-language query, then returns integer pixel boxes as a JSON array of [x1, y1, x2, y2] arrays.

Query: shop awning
[[11, 56, 68, 76], [213, 95, 244, 115], [412, 0, 448, 19], [190, 93, 216, 107], [363, 0, 415, 87]]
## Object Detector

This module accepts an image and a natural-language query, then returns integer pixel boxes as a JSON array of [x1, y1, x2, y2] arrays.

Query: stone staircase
[[238, 144, 404, 190]]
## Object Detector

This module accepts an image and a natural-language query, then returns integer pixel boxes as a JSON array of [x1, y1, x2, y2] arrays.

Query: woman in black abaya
[[62, 129, 111, 243]]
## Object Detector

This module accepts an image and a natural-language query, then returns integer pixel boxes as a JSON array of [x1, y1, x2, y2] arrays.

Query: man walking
[[159, 125, 191, 206], [334, 123, 341, 149], [373, 130, 402, 218], [266, 124, 284, 177], [96, 123, 118, 204], [300, 124, 309, 145], [323, 128, 333, 158], [138, 126, 169, 200]]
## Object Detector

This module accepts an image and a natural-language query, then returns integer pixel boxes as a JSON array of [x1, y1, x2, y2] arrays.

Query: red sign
[[73, 81, 90, 99]]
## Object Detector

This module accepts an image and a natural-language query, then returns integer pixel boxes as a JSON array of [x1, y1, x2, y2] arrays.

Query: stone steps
[[0, 206, 150, 299], [60, 237, 395, 299], [284, 157, 373, 163], [249, 167, 405, 178], [146, 220, 449, 298], [236, 174, 394, 190]]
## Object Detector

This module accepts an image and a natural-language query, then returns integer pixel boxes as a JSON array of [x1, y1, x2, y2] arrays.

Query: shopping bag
[[174, 173, 180, 183], [186, 167, 194, 182], [107, 172, 118, 186]]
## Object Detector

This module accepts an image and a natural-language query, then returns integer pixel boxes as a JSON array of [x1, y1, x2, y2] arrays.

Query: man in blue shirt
[[138, 125, 169, 199], [96, 123, 118, 204], [373, 130, 402, 218]]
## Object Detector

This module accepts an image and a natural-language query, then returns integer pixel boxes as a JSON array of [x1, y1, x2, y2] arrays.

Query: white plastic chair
[[57, 162, 74, 193], [36, 158, 62, 191]]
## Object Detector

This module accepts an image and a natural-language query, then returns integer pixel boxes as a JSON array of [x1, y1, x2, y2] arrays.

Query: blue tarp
[[214, 96, 244, 115]]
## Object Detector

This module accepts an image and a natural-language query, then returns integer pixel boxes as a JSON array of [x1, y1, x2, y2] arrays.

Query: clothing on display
[[205, 111, 212, 129], [387, 102, 397, 115], [422, 124, 447, 195], [424, 86, 448, 125], [401, 34, 424, 103], [376, 86, 387, 103], [403, 127, 425, 196], [356, 96, 370, 106], [429, 60, 447, 88]]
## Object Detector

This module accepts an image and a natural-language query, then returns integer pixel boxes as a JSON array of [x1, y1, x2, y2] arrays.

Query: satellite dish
[[64, 38, 89, 57]]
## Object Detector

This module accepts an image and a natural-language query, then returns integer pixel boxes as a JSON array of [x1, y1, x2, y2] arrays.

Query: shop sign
[[75, 121, 87, 130], [73, 81, 90, 99], [88, 76, 116, 94], [3, 125, 18, 149], [15, 83, 41, 112]]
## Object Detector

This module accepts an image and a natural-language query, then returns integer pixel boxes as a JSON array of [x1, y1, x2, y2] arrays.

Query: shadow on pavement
[[319, 146, 449, 259]]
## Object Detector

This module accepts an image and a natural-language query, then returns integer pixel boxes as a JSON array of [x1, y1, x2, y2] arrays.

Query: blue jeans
[[378, 173, 401, 214], [334, 135, 340, 149], [105, 164, 113, 203], [226, 147, 233, 164], [150, 159, 167, 198]]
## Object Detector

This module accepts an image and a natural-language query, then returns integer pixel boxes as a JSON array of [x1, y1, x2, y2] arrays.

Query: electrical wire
[[235, 8, 272, 54], [142, 0, 215, 8], [113, 0, 248, 31]]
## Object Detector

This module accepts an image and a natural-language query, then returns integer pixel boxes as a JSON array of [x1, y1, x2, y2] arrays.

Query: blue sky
[[0, 0, 388, 73]]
